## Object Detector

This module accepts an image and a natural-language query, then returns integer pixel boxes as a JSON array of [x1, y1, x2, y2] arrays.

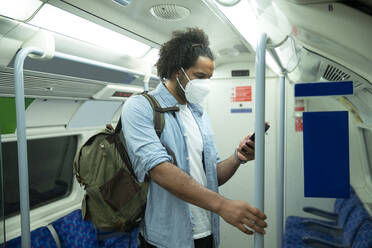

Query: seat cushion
[[284, 216, 342, 245], [352, 218, 372, 248], [342, 204, 370, 245], [52, 209, 98, 248], [6, 226, 58, 248], [99, 228, 139, 248]]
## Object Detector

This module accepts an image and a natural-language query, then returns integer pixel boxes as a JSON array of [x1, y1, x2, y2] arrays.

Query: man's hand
[[237, 134, 255, 162], [218, 199, 267, 235]]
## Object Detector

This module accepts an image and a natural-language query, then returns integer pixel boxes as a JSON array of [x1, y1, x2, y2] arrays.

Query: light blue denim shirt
[[121, 83, 221, 248]]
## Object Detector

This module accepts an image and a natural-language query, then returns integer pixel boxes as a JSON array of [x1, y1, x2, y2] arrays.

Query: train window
[[1, 135, 77, 218], [362, 129, 372, 174]]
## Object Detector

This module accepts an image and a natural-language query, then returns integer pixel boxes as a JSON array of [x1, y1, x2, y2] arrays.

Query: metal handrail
[[268, 45, 287, 248], [277, 75, 285, 248], [254, 33, 267, 248], [14, 47, 44, 248]]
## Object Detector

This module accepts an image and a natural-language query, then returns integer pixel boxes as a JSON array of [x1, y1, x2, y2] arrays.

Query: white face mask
[[176, 67, 211, 104]]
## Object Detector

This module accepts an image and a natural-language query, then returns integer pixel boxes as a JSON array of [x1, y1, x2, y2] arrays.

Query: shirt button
[[184, 133, 187, 137], [186, 157, 190, 160]]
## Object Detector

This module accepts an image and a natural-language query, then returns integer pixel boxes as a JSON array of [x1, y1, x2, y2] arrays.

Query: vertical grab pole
[[254, 33, 267, 248], [14, 47, 44, 248], [278, 75, 285, 248]]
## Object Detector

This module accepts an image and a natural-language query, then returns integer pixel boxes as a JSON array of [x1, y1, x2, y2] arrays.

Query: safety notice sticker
[[230, 85, 253, 114], [231, 86, 252, 102]]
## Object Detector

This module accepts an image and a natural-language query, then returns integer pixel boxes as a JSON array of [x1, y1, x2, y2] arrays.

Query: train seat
[[51, 209, 138, 248], [5, 226, 58, 248], [351, 218, 372, 248], [96, 229, 139, 248], [283, 200, 370, 247], [51, 209, 98, 248], [284, 191, 361, 242]]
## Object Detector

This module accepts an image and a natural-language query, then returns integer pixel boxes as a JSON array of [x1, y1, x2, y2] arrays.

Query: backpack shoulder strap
[[114, 92, 180, 167], [114, 92, 179, 137], [141, 93, 179, 138]]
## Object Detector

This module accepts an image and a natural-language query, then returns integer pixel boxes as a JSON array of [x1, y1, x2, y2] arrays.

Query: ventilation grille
[[323, 64, 351, 81], [150, 4, 190, 21], [0, 67, 107, 99]]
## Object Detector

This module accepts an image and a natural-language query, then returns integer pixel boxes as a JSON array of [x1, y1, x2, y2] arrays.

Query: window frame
[[1, 129, 95, 241]]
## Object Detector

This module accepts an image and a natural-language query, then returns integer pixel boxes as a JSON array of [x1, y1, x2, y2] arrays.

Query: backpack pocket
[[99, 168, 140, 212]]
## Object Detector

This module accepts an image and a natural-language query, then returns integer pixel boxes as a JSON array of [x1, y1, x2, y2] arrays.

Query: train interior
[[0, 0, 372, 247]]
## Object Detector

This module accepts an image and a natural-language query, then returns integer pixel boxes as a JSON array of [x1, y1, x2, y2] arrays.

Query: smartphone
[[249, 123, 270, 142]]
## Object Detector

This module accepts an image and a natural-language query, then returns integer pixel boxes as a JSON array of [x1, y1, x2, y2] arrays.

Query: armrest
[[302, 219, 344, 236], [303, 207, 338, 221], [302, 236, 348, 248]]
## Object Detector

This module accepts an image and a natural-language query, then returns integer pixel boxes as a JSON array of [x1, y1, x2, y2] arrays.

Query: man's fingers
[[247, 205, 267, 220], [242, 218, 266, 235], [241, 144, 254, 154], [245, 139, 255, 149], [245, 213, 267, 228], [238, 223, 254, 235]]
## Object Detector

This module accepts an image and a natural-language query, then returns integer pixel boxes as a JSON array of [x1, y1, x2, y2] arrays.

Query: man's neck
[[165, 79, 186, 105]]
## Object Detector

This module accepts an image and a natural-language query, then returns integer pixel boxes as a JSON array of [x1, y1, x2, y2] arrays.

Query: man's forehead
[[190, 56, 214, 75]]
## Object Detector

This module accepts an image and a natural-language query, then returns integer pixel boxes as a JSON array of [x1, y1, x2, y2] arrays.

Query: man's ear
[[172, 69, 182, 80]]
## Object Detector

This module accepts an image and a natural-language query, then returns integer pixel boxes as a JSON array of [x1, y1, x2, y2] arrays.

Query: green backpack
[[73, 93, 179, 232]]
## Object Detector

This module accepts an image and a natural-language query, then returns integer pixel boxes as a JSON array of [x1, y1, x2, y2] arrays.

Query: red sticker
[[295, 106, 305, 112], [295, 117, 303, 132], [231, 86, 252, 102]]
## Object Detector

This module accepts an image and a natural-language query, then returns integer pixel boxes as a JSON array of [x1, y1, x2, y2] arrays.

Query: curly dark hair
[[156, 27, 214, 80]]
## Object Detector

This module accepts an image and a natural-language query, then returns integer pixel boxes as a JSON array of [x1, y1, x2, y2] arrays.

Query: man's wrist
[[234, 149, 245, 165]]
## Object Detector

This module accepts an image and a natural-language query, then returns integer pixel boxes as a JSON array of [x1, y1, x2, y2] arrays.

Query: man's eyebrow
[[194, 72, 211, 78]]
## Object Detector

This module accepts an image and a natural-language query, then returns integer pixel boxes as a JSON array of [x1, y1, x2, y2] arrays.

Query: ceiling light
[[215, 0, 241, 7], [215, 0, 259, 47], [112, 0, 132, 7], [29, 4, 150, 57], [0, 0, 43, 21]]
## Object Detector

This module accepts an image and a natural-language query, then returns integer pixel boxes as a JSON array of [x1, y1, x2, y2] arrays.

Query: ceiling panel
[[46, 0, 254, 65]]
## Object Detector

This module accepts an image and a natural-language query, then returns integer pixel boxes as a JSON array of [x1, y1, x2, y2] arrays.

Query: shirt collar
[[154, 83, 204, 117]]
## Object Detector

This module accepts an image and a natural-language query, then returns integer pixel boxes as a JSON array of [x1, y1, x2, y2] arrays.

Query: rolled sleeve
[[121, 95, 172, 182]]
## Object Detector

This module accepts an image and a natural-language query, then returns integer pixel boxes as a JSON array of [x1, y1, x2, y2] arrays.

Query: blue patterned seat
[[340, 205, 370, 246], [284, 203, 370, 247], [284, 188, 360, 243], [98, 228, 139, 248], [6, 226, 58, 248], [284, 215, 343, 245], [51, 209, 138, 248], [352, 218, 372, 248], [6, 210, 139, 248], [52, 209, 99, 248]]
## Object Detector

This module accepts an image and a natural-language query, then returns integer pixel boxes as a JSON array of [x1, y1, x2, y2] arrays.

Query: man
[[122, 28, 267, 248]]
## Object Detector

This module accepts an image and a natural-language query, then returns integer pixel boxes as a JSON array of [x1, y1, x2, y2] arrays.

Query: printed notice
[[230, 85, 253, 114], [231, 86, 252, 102]]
